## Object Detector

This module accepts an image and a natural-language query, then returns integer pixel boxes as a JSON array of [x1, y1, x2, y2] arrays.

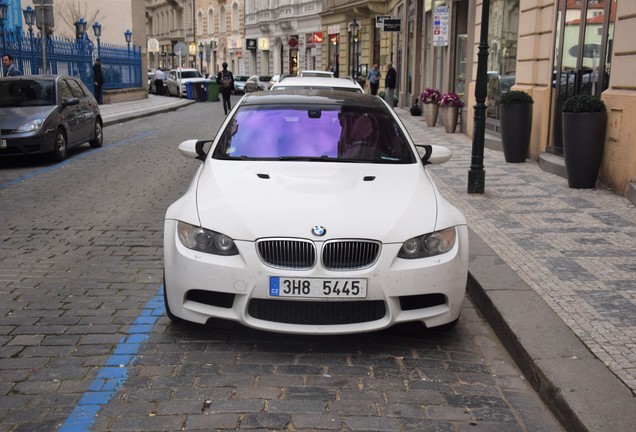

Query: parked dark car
[[0, 75, 103, 162]]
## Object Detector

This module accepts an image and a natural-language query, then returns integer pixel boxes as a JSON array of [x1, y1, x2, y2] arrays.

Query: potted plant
[[500, 90, 533, 163], [562, 94, 607, 188], [420, 88, 441, 127], [438, 92, 464, 133]]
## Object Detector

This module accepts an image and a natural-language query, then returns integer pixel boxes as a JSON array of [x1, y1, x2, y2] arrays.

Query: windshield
[[212, 106, 416, 164], [0, 79, 56, 107], [178, 71, 202, 79]]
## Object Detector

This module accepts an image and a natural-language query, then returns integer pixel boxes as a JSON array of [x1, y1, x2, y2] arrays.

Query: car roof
[[239, 89, 385, 109], [299, 70, 334, 77], [271, 77, 363, 92]]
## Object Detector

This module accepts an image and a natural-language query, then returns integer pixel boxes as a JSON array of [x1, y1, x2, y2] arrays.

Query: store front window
[[550, 0, 616, 154], [486, 0, 519, 134]]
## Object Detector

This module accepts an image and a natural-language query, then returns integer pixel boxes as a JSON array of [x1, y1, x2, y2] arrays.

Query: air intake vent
[[322, 240, 381, 270]]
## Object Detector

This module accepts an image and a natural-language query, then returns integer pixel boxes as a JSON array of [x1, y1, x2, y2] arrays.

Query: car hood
[[0, 106, 57, 130], [193, 161, 439, 242]]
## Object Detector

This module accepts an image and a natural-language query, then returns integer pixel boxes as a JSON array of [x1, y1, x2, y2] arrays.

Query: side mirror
[[61, 97, 80, 107], [178, 139, 213, 161], [416, 144, 453, 165]]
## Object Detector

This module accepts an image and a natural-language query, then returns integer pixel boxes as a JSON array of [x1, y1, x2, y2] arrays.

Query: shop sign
[[258, 37, 270, 50], [288, 36, 299, 48], [313, 32, 323, 43], [432, 6, 449, 46], [147, 38, 160, 53], [246, 39, 257, 50], [306, 34, 315, 49], [383, 19, 401, 32]]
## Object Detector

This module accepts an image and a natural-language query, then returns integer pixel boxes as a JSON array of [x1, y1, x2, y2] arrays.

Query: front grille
[[322, 240, 381, 270], [256, 238, 381, 271], [248, 299, 386, 325], [257, 239, 316, 270]]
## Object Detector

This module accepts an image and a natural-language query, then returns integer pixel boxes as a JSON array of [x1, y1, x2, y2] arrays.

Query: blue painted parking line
[[0, 130, 156, 190], [58, 286, 165, 432]]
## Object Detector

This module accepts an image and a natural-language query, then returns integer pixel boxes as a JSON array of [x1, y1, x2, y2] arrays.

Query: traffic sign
[[376, 15, 391, 28]]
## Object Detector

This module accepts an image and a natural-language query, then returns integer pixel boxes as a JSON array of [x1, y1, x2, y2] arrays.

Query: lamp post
[[349, 19, 359, 79], [198, 42, 204, 74], [467, 0, 491, 194], [124, 29, 132, 85], [0, 2, 7, 75], [23, 6, 36, 74], [74, 18, 87, 82], [92, 21, 101, 62]]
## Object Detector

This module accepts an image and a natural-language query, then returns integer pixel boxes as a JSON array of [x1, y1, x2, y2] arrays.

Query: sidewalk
[[99, 95, 636, 431]]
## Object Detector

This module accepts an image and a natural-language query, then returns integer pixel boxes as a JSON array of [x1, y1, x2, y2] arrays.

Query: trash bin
[[185, 82, 194, 99], [193, 82, 207, 102], [207, 81, 220, 102]]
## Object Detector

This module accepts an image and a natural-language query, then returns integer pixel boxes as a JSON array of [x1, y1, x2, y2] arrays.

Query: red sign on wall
[[313, 32, 323, 43]]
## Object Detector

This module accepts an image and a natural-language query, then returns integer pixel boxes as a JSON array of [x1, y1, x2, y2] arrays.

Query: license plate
[[269, 277, 367, 298], [0, 139, 6, 150]]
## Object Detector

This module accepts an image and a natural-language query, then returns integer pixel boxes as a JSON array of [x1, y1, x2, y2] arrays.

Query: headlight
[[398, 227, 456, 259], [16, 118, 45, 133], [177, 221, 238, 255]]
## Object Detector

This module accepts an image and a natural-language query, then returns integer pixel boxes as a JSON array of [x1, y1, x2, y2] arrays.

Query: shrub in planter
[[562, 94, 607, 188], [500, 90, 534, 163]]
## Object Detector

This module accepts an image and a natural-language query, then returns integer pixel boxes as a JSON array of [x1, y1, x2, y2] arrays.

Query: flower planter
[[562, 111, 607, 188], [423, 103, 438, 127], [441, 106, 459, 133]]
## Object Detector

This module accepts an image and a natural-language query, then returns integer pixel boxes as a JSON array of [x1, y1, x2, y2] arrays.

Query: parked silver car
[[0, 75, 103, 162], [165, 68, 211, 97]]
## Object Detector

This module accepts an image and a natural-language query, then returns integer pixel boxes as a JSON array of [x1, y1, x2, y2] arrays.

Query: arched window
[[208, 8, 214, 34], [220, 6, 226, 33], [232, 3, 239, 31], [197, 11, 203, 36]]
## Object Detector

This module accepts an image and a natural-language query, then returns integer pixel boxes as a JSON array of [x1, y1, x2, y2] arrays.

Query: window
[[208, 9, 214, 34], [220, 6, 226, 33], [65, 79, 86, 98], [232, 3, 239, 31]]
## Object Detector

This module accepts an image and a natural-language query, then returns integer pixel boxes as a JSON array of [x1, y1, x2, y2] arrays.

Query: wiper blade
[[277, 155, 336, 161]]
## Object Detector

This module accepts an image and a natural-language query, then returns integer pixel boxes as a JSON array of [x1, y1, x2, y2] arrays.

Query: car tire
[[163, 274, 181, 323], [51, 128, 68, 162], [89, 119, 103, 148]]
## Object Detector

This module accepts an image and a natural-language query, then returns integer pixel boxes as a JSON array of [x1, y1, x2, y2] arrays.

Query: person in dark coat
[[384, 62, 397, 108], [2, 54, 22, 77], [93, 58, 104, 104], [216, 62, 235, 115]]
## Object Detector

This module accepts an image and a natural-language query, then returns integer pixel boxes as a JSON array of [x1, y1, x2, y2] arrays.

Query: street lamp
[[74, 17, 87, 40], [23, 6, 36, 74], [467, 0, 491, 194], [92, 21, 101, 61], [198, 42, 204, 74], [0, 1, 7, 68], [124, 29, 132, 85], [349, 19, 359, 79], [74, 18, 87, 82]]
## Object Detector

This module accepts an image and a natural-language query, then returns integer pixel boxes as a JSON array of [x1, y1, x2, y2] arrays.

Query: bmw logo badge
[[311, 226, 326, 236]]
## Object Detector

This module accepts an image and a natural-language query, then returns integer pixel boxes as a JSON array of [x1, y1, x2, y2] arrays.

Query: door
[[551, 0, 616, 154]]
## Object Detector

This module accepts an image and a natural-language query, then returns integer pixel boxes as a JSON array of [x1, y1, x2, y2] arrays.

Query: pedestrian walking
[[154, 67, 165, 96], [384, 62, 397, 108], [2, 54, 22, 77], [217, 62, 235, 115], [366, 63, 381, 95], [93, 58, 104, 104]]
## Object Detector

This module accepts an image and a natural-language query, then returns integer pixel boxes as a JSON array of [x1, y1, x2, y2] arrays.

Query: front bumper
[[164, 220, 469, 334], [0, 128, 56, 156]]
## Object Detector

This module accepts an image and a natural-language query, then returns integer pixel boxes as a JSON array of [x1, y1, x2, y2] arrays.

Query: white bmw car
[[163, 90, 469, 334]]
